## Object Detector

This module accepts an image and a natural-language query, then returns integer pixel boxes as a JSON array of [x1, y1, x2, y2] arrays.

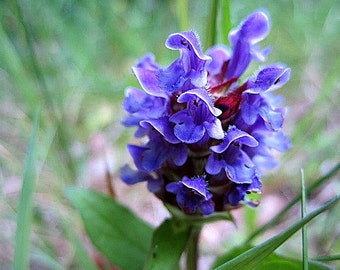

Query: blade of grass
[[13, 109, 39, 270], [313, 255, 340, 262], [214, 196, 339, 270], [246, 162, 340, 242], [11, 0, 77, 180], [301, 169, 308, 270], [0, 20, 38, 110], [31, 249, 64, 270]]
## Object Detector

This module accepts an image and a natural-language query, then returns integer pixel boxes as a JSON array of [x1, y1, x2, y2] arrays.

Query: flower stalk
[[186, 225, 201, 270]]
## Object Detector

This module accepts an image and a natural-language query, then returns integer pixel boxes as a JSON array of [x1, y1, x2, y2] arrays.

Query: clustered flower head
[[121, 11, 291, 215]]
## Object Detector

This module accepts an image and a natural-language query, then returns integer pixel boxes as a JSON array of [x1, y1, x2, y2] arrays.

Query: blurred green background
[[1, 0, 339, 269]]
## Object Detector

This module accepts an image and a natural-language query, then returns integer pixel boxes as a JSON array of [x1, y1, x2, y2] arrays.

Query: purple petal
[[147, 177, 164, 193], [226, 154, 255, 184], [251, 45, 271, 62], [142, 146, 168, 172], [127, 144, 147, 171], [199, 200, 215, 215], [163, 31, 211, 89], [123, 87, 146, 113], [169, 144, 188, 166], [205, 154, 226, 175], [248, 66, 291, 93], [120, 165, 152, 185], [182, 177, 209, 199], [136, 53, 160, 70], [226, 40, 251, 79], [248, 175, 262, 192], [258, 131, 292, 152], [210, 126, 258, 153], [259, 107, 284, 130], [173, 118, 205, 143], [203, 119, 224, 140], [177, 88, 222, 116], [158, 59, 187, 93], [166, 182, 180, 193], [170, 111, 206, 143], [239, 94, 259, 125], [141, 118, 180, 144], [229, 11, 270, 46], [165, 31, 211, 72], [132, 67, 169, 98], [206, 45, 231, 76], [123, 87, 168, 120], [166, 176, 214, 215], [227, 11, 271, 79]]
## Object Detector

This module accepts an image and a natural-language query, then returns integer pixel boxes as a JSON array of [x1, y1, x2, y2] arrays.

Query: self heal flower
[[166, 176, 214, 215], [121, 10, 291, 216], [225, 175, 262, 206]]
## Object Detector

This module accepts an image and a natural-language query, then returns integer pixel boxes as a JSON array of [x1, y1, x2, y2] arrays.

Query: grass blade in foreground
[[301, 169, 309, 270], [13, 110, 39, 270], [246, 162, 340, 242], [66, 188, 153, 270], [214, 196, 339, 270]]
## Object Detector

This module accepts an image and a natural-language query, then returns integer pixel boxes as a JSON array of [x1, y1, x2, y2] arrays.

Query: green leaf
[[144, 219, 191, 270], [13, 109, 39, 270], [213, 196, 339, 270], [66, 188, 153, 270]]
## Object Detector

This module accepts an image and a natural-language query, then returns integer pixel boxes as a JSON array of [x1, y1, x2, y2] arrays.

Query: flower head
[[121, 11, 291, 215]]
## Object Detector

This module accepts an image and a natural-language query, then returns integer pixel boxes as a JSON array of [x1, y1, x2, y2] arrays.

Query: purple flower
[[166, 176, 214, 215], [206, 126, 259, 184], [225, 175, 262, 206], [121, 10, 291, 215], [169, 89, 224, 143]]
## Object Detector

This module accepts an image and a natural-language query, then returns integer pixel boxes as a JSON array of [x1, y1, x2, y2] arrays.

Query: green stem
[[206, 0, 219, 48], [176, 0, 189, 31], [301, 169, 309, 270], [186, 226, 201, 270], [220, 0, 232, 44]]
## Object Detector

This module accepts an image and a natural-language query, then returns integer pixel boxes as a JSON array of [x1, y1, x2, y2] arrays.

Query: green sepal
[[165, 203, 234, 226]]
